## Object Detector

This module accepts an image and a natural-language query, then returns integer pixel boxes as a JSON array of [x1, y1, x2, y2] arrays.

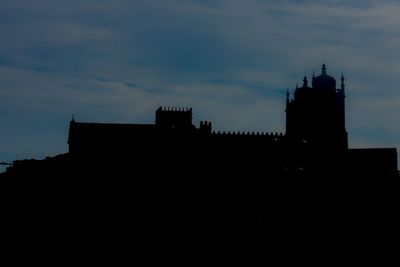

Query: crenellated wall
[[155, 106, 193, 129], [211, 131, 284, 138], [67, 105, 397, 174]]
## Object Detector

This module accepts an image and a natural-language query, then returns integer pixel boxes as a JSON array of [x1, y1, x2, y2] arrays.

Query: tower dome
[[312, 64, 336, 90]]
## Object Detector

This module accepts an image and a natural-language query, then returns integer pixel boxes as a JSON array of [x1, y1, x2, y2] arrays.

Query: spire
[[286, 89, 290, 104], [322, 64, 327, 75], [71, 114, 75, 123], [303, 76, 308, 87], [341, 73, 345, 90], [312, 71, 315, 81]]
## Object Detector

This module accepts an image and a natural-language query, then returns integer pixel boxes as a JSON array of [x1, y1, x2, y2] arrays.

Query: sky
[[1, 0, 400, 169]]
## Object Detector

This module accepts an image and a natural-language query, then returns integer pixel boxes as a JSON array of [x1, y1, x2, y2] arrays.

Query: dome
[[312, 64, 336, 90]]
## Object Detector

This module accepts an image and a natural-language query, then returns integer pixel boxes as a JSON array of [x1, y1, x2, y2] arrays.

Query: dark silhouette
[[286, 64, 347, 149], [1, 65, 399, 262]]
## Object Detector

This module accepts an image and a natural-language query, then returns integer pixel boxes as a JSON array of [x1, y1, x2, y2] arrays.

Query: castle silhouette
[[2, 65, 399, 261], [67, 64, 396, 174]]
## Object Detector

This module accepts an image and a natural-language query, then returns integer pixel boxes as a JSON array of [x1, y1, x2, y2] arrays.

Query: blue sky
[[1, 0, 400, 169]]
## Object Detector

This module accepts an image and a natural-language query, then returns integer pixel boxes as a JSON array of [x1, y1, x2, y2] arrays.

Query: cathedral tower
[[286, 64, 348, 149]]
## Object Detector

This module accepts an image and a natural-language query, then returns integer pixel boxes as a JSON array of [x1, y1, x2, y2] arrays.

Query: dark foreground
[[1, 155, 399, 263]]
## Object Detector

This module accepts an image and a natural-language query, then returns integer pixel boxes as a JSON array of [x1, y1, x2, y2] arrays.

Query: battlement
[[155, 106, 193, 129], [212, 131, 284, 136], [156, 106, 192, 112], [212, 131, 285, 140], [199, 121, 212, 134]]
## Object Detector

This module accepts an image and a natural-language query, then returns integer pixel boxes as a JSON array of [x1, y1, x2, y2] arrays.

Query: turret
[[286, 89, 290, 105], [340, 73, 345, 92], [303, 76, 308, 88], [199, 121, 212, 134]]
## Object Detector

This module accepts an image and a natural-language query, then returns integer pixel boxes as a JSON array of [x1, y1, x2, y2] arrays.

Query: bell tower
[[286, 65, 348, 149]]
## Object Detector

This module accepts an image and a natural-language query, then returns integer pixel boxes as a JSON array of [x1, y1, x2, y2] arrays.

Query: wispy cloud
[[0, 0, 400, 163]]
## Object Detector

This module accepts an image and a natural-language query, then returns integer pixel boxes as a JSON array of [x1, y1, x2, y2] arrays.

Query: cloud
[[0, 0, 400, 164]]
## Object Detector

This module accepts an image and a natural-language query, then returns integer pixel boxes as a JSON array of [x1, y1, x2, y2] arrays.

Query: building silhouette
[[66, 64, 396, 174], [286, 64, 347, 149], [2, 65, 399, 261]]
